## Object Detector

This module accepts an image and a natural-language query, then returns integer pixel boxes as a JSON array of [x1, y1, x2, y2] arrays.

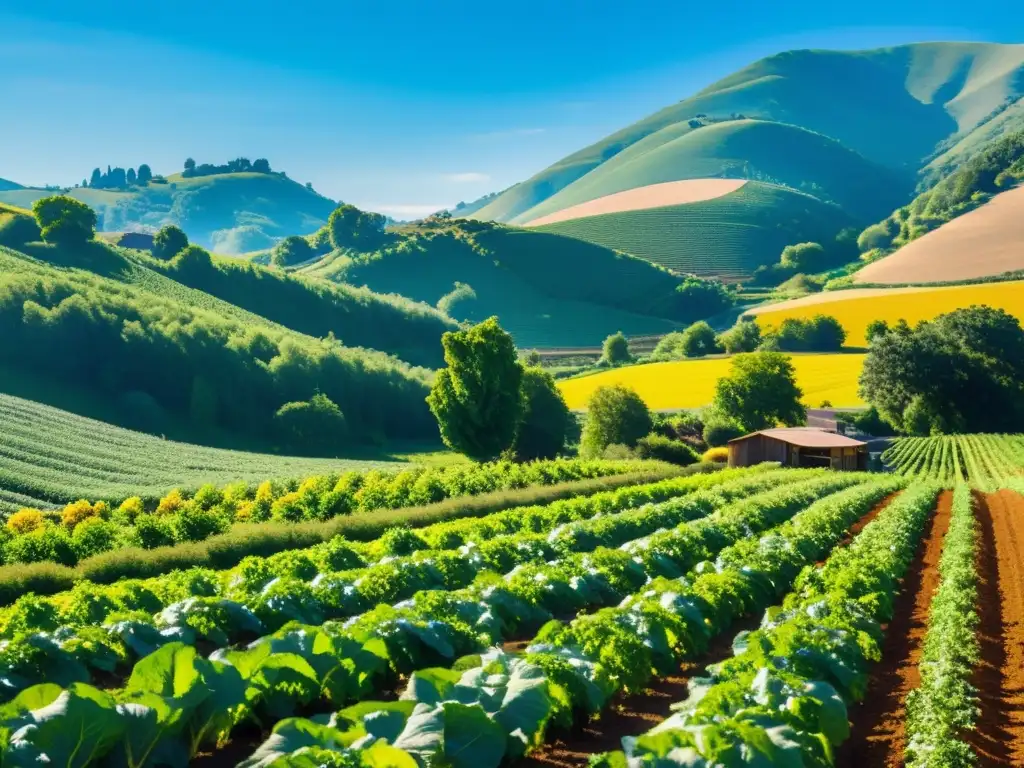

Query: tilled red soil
[[967, 490, 1024, 766], [835, 490, 953, 768]]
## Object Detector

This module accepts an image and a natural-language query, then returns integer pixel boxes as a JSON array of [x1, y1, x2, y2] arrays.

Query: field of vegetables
[[5, 450, 1024, 767]]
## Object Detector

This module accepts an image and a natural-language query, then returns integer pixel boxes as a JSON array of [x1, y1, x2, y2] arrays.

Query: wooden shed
[[727, 427, 868, 470]]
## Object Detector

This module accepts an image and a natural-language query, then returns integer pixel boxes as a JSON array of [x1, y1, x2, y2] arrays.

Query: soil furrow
[[836, 490, 953, 768], [522, 494, 898, 767], [968, 490, 1024, 767]]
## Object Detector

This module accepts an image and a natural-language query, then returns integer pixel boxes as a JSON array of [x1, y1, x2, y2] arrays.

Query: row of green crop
[[882, 436, 964, 484], [0, 470, 869, 764], [230, 472, 901, 765], [904, 484, 978, 767], [596, 481, 941, 765], [0, 466, 785, 697], [882, 434, 1024, 486], [0, 457, 650, 567]]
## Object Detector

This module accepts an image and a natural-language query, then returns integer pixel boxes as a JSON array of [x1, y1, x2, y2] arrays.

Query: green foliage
[[865, 319, 889, 341], [328, 204, 387, 252], [0, 213, 41, 247], [151, 225, 189, 260], [271, 236, 315, 268], [679, 321, 721, 358], [859, 306, 1024, 433], [718, 319, 761, 354], [31, 196, 96, 246], [713, 352, 806, 431], [580, 385, 653, 458], [779, 242, 826, 271], [834, 406, 896, 437], [512, 368, 572, 462], [600, 332, 632, 366], [427, 318, 523, 461], [702, 417, 744, 447], [673, 277, 733, 322], [274, 394, 349, 455], [769, 314, 847, 351], [634, 434, 699, 466]]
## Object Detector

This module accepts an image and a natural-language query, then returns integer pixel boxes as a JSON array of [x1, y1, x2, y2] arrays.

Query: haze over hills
[[0, 165, 337, 254], [461, 41, 1024, 277]]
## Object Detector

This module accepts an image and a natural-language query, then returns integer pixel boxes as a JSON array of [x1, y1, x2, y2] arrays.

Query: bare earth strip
[[855, 186, 1024, 284], [836, 490, 953, 768], [969, 490, 1024, 767], [522, 179, 747, 227]]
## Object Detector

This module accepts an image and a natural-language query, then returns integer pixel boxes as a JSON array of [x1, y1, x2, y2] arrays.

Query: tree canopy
[[271, 235, 314, 268], [152, 225, 189, 261], [31, 195, 96, 246], [601, 331, 632, 366], [768, 314, 846, 352], [859, 306, 1024, 434], [427, 317, 523, 461], [512, 366, 572, 461], [713, 351, 806, 431], [580, 385, 652, 458]]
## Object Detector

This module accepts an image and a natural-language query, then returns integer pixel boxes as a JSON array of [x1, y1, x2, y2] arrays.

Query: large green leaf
[[110, 701, 189, 768], [4, 683, 124, 768], [391, 702, 505, 768], [237, 718, 353, 768], [186, 660, 247, 756]]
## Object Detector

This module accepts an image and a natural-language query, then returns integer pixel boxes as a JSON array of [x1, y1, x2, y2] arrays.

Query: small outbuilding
[[727, 427, 868, 470]]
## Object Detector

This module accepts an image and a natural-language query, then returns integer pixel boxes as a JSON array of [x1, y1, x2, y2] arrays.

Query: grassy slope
[[0, 172, 337, 252], [469, 42, 1024, 224], [0, 179, 24, 192], [515, 120, 913, 224], [2, 227, 455, 367], [533, 182, 855, 279], [0, 391, 399, 513], [300, 223, 681, 347]]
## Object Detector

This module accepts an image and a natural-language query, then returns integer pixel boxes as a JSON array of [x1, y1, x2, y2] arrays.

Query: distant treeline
[[182, 157, 274, 178], [85, 164, 154, 190]]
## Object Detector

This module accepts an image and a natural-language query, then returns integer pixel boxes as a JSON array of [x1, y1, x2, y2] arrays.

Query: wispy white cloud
[[443, 172, 490, 183], [364, 203, 450, 219]]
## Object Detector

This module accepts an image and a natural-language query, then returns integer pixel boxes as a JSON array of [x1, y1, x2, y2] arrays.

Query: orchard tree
[[512, 367, 572, 461], [427, 317, 523, 461], [271, 235, 314, 267], [601, 331, 632, 366], [31, 196, 97, 246], [713, 351, 805, 431], [152, 225, 189, 260], [580, 384, 652, 458]]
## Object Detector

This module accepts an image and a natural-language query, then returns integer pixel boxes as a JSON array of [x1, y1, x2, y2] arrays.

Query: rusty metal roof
[[728, 427, 867, 449]]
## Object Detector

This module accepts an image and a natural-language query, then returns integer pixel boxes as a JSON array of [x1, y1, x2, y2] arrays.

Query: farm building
[[728, 427, 868, 470]]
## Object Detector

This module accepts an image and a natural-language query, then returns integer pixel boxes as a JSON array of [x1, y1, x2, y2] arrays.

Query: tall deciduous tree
[[136, 164, 153, 184], [152, 225, 189, 260], [512, 366, 572, 461], [427, 317, 523, 460], [31, 196, 97, 246], [601, 331, 631, 366], [713, 351, 805, 431], [580, 384, 652, 458]]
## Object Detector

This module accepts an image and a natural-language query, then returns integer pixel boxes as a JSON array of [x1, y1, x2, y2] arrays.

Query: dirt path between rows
[[522, 494, 899, 767], [967, 490, 1024, 766], [835, 490, 953, 768]]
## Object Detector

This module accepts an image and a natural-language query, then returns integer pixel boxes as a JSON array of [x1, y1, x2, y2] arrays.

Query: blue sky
[[1, 1, 1018, 217]]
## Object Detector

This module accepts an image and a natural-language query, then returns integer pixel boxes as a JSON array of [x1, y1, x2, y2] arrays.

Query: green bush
[[0, 214, 41, 247], [580, 385, 653, 458], [634, 434, 699, 466], [703, 419, 744, 447], [152, 225, 189, 260], [601, 332, 632, 366], [274, 394, 349, 455]]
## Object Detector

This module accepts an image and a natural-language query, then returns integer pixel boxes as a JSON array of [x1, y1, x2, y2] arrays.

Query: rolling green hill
[[0, 179, 23, 192], [464, 42, 1024, 277], [532, 182, 856, 279], [514, 119, 912, 224], [298, 219, 684, 347], [0, 172, 336, 253], [0, 229, 445, 452]]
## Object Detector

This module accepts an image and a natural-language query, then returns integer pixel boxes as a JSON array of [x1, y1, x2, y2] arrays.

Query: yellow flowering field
[[558, 353, 865, 410], [749, 281, 1024, 346]]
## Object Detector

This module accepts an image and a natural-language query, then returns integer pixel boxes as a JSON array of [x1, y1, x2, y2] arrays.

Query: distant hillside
[[297, 218, 694, 347], [463, 42, 1024, 277], [0, 172, 337, 252], [533, 182, 855, 279], [0, 179, 23, 192]]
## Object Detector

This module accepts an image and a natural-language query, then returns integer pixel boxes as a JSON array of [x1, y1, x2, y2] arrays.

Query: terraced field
[[557, 353, 865, 410], [531, 181, 854, 279], [748, 280, 1024, 346], [0, 392, 398, 513]]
